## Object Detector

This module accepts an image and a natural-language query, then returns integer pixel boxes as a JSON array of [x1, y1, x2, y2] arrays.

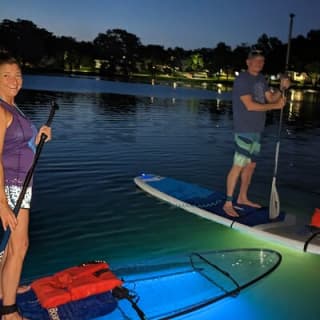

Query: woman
[[0, 53, 52, 320]]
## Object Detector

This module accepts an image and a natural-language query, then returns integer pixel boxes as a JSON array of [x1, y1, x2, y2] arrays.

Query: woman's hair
[[0, 50, 20, 68]]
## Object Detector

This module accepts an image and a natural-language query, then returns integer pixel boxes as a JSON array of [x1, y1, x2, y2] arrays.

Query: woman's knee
[[7, 237, 29, 259], [7, 208, 30, 259]]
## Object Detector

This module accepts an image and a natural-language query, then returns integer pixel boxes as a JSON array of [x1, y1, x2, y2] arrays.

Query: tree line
[[0, 19, 319, 80]]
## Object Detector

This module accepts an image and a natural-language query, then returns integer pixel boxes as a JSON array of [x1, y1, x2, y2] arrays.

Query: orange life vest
[[310, 208, 320, 228], [31, 261, 123, 308]]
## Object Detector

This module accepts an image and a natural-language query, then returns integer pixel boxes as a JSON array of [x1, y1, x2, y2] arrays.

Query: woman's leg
[[1, 209, 29, 319], [0, 248, 8, 296]]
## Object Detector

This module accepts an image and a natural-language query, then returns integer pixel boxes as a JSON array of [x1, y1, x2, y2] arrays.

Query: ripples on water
[[8, 76, 320, 318]]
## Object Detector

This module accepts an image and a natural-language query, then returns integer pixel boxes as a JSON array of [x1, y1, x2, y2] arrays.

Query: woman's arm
[[0, 107, 18, 231]]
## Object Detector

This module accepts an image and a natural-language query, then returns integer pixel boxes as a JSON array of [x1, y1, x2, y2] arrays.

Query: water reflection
[[23, 74, 228, 101], [97, 94, 138, 115], [285, 89, 320, 129], [18, 85, 320, 135]]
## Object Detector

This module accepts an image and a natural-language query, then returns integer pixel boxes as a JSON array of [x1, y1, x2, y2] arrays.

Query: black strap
[[93, 268, 110, 277], [1, 304, 18, 315], [304, 230, 320, 252], [113, 286, 146, 320]]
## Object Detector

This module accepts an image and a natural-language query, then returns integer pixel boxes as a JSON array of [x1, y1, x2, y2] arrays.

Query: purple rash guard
[[1, 99, 37, 187]]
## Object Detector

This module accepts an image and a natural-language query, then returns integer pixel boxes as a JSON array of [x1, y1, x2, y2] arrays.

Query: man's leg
[[237, 133, 262, 208], [237, 162, 261, 208], [223, 164, 243, 217]]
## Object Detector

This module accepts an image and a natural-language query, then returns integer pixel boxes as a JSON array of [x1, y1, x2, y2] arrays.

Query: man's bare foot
[[237, 199, 262, 208], [223, 203, 239, 217]]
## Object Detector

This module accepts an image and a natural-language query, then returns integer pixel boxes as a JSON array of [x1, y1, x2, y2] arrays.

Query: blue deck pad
[[0, 289, 117, 320], [147, 177, 285, 227]]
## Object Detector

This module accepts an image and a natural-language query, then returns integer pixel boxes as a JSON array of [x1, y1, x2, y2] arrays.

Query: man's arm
[[265, 89, 282, 103], [240, 94, 286, 112], [265, 77, 291, 103]]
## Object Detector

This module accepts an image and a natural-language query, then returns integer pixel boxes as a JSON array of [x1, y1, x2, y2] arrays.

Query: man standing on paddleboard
[[223, 50, 290, 217]]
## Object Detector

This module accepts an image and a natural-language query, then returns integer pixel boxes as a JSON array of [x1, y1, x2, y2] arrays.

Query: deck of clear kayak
[[102, 248, 281, 320]]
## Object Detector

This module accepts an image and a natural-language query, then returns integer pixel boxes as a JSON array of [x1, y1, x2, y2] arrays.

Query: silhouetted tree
[[254, 34, 285, 74], [232, 43, 250, 71], [0, 19, 54, 67], [166, 46, 188, 73], [93, 29, 141, 75], [139, 44, 168, 74], [212, 42, 232, 74], [186, 53, 204, 72]]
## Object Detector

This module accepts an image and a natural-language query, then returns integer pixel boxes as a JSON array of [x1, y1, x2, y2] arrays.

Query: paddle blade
[[269, 178, 280, 219]]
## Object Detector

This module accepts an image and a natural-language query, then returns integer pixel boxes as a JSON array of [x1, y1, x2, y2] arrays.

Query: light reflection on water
[[10, 75, 320, 319]]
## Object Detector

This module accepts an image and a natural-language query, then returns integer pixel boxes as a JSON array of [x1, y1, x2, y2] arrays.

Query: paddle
[[0, 101, 59, 260], [268, 88, 285, 219], [269, 14, 295, 219]]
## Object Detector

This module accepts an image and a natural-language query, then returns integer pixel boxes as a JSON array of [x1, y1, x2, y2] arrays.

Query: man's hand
[[280, 75, 291, 91], [273, 96, 286, 110]]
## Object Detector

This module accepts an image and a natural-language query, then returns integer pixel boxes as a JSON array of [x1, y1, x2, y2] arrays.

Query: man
[[223, 50, 290, 217]]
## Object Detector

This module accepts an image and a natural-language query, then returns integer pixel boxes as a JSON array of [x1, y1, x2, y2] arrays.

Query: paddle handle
[[33, 100, 58, 155]]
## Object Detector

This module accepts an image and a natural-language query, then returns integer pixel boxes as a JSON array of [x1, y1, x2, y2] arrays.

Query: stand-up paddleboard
[[134, 173, 320, 255]]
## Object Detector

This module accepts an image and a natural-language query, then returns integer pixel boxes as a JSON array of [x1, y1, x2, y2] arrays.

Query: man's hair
[[0, 50, 20, 67], [247, 49, 265, 59]]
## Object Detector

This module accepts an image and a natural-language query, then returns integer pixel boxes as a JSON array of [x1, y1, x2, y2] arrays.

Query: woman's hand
[[0, 203, 17, 231], [36, 125, 52, 145]]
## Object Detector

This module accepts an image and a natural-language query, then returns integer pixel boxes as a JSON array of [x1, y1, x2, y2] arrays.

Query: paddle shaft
[[273, 14, 294, 176], [269, 14, 294, 219], [0, 101, 58, 258], [273, 13, 295, 174], [272, 91, 285, 179]]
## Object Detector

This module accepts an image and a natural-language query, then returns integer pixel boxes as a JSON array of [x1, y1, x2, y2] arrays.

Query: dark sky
[[2, 0, 320, 49]]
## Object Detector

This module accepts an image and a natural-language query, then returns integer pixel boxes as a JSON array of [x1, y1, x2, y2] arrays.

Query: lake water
[[15, 75, 320, 319]]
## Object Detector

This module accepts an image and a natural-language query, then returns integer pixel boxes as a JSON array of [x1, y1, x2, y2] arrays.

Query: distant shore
[[24, 68, 320, 92]]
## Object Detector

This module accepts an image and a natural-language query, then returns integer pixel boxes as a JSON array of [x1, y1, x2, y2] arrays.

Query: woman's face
[[0, 63, 23, 101]]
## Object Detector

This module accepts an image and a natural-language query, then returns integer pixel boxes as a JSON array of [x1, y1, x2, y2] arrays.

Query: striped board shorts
[[233, 133, 261, 167], [5, 185, 32, 210]]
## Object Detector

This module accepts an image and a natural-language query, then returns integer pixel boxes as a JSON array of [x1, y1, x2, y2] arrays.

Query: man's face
[[246, 56, 265, 75]]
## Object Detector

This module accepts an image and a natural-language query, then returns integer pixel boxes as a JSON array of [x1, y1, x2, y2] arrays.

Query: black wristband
[[0, 304, 18, 315]]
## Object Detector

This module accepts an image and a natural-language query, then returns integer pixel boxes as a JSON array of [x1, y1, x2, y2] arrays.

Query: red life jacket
[[31, 262, 123, 308], [310, 208, 320, 228]]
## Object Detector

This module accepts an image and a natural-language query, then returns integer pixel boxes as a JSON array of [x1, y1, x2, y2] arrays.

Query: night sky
[[2, 0, 320, 49]]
